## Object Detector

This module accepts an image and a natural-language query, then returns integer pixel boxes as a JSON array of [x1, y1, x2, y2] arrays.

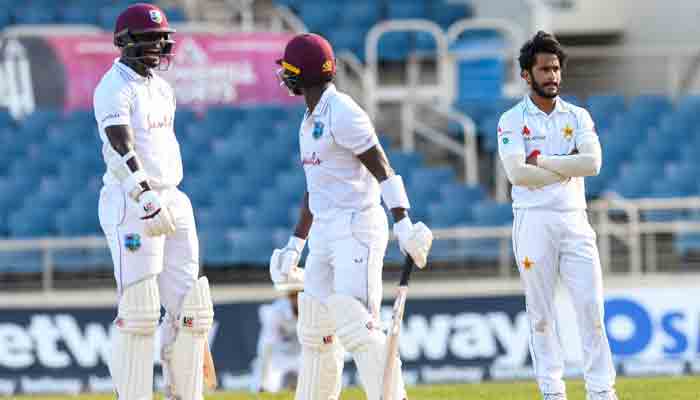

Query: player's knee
[[116, 276, 160, 335], [297, 293, 337, 352], [178, 276, 215, 335], [327, 294, 382, 353]]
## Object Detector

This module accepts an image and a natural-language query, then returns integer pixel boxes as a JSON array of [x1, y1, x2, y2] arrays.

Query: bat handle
[[399, 256, 414, 286]]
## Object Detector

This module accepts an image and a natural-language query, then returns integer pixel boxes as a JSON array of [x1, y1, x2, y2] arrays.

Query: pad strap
[[380, 175, 411, 210]]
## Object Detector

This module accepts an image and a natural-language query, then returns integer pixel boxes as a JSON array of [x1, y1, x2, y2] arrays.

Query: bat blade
[[203, 338, 218, 391], [382, 285, 408, 400]]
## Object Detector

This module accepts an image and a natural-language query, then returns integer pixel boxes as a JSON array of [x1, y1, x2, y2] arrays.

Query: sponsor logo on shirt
[[301, 152, 322, 166], [101, 113, 121, 124], [522, 125, 545, 142], [147, 114, 174, 130]]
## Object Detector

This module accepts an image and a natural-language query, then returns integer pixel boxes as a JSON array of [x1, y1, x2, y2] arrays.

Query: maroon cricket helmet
[[277, 33, 336, 90], [113, 3, 175, 70]]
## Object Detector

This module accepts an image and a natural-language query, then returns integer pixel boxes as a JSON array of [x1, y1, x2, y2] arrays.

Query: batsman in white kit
[[93, 4, 214, 399], [269, 33, 433, 400], [250, 287, 303, 393], [497, 31, 617, 400]]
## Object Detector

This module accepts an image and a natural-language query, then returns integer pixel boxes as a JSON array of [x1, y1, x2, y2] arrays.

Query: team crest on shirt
[[312, 121, 324, 139], [124, 233, 141, 252], [562, 124, 574, 140]]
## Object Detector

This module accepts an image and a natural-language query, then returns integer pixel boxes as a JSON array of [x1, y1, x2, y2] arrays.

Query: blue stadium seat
[[429, 0, 472, 28], [53, 248, 112, 272], [299, 1, 340, 32], [377, 31, 412, 61], [56, 205, 102, 236], [439, 183, 485, 203], [228, 228, 276, 265], [605, 162, 660, 198], [471, 201, 513, 226], [387, 0, 427, 19], [428, 201, 471, 228], [199, 227, 233, 266], [164, 7, 186, 23], [342, 1, 380, 26], [0, 251, 43, 273], [386, 150, 423, 180], [58, 5, 98, 24], [13, 5, 58, 24]]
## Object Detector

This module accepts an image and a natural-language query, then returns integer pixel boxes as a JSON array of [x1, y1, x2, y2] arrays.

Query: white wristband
[[286, 236, 306, 253], [380, 175, 411, 210]]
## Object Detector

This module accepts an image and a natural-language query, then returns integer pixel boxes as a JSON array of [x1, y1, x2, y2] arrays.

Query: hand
[[269, 236, 306, 290], [569, 148, 579, 155], [526, 150, 540, 166], [393, 217, 433, 268], [138, 190, 176, 237]]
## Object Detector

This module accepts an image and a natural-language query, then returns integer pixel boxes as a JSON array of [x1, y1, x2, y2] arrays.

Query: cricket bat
[[381, 257, 415, 400], [203, 338, 218, 391]]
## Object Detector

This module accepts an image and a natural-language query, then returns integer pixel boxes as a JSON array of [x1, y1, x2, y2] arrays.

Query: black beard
[[532, 79, 559, 99]]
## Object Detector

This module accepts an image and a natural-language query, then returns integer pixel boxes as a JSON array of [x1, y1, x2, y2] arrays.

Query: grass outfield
[[12, 376, 699, 400]]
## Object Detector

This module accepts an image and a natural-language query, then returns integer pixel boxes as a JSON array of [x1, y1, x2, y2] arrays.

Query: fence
[[1, 197, 698, 292]]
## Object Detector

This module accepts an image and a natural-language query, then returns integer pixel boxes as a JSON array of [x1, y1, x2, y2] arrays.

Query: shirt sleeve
[[332, 102, 379, 155], [93, 83, 132, 132], [574, 108, 598, 146], [497, 112, 526, 159]]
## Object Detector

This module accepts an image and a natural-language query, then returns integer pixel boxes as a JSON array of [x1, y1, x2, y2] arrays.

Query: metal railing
[[2, 197, 698, 292]]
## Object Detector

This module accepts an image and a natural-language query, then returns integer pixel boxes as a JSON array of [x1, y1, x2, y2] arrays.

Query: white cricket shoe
[[587, 390, 618, 400]]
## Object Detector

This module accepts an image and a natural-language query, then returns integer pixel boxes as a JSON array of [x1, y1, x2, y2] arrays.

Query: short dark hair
[[518, 31, 567, 71]]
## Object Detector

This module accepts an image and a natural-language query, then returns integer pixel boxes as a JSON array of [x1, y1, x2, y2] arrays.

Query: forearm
[[502, 153, 567, 188], [293, 192, 313, 239], [358, 145, 408, 222], [537, 140, 602, 177]]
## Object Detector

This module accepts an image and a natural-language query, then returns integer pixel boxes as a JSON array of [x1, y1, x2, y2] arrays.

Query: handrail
[[446, 18, 526, 100], [364, 19, 449, 120], [411, 104, 479, 185]]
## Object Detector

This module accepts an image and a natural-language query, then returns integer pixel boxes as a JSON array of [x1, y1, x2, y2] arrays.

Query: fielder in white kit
[[93, 4, 214, 399], [269, 33, 433, 400], [250, 288, 303, 393], [497, 31, 617, 400]]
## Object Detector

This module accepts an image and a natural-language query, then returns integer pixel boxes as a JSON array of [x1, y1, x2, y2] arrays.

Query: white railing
[[2, 197, 699, 292]]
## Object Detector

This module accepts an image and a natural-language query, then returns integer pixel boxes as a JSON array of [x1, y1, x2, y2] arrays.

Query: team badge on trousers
[[312, 121, 324, 139], [124, 233, 141, 252]]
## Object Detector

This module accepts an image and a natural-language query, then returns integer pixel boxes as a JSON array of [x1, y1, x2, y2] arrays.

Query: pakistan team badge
[[562, 124, 574, 140], [312, 121, 324, 139], [124, 233, 141, 252]]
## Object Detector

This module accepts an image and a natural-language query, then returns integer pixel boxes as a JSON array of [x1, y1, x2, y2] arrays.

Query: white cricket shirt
[[299, 84, 380, 219], [497, 96, 599, 210], [93, 59, 183, 188]]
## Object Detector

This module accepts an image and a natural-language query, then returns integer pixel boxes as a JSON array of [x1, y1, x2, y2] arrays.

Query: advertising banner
[[1, 288, 697, 394], [0, 32, 299, 118]]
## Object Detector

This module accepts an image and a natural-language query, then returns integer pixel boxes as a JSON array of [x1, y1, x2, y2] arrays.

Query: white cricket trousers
[[98, 184, 199, 314], [512, 208, 616, 395], [303, 206, 388, 317]]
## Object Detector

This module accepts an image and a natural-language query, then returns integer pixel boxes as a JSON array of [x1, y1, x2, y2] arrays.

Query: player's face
[[133, 32, 170, 68], [527, 53, 561, 99]]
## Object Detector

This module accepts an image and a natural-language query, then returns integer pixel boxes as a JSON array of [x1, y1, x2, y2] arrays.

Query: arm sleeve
[[537, 109, 602, 177], [332, 102, 379, 155], [497, 113, 566, 188], [93, 84, 132, 132]]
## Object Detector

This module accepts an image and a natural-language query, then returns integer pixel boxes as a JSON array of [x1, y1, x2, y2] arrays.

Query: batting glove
[[269, 236, 306, 290], [393, 217, 433, 269], [138, 190, 176, 237]]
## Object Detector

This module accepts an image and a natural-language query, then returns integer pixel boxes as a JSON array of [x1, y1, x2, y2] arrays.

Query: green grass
[[12, 376, 700, 400]]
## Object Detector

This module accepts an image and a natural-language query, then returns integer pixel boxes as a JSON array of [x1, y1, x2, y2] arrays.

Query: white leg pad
[[327, 294, 406, 400], [295, 293, 344, 400], [111, 276, 160, 400], [161, 277, 214, 400]]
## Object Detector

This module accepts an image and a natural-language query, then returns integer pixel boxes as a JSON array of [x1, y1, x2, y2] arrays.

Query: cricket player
[[250, 288, 303, 393], [93, 4, 214, 399], [497, 31, 617, 400], [269, 33, 433, 400]]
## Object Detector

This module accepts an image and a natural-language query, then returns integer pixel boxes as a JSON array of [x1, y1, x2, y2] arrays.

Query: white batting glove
[[138, 190, 176, 237], [269, 236, 306, 290], [393, 217, 433, 269]]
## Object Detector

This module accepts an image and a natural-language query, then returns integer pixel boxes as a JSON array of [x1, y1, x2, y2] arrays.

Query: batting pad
[[295, 293, 344, 400], [328, 294, 406, 400], [111, 276, 160, 400], [162, 277, 215, 400]]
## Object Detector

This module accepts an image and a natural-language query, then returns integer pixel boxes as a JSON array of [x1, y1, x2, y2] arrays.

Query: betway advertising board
[[0, 32, 299, 118], [0, 288, 698, 394]]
